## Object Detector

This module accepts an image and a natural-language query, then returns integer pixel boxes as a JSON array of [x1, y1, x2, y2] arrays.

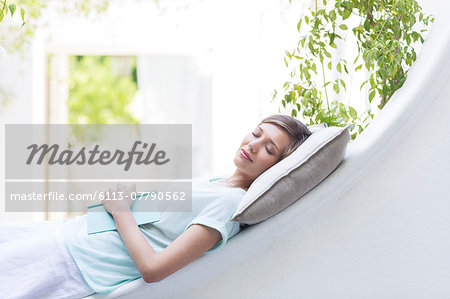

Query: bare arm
[[111, 209, 222, 283]]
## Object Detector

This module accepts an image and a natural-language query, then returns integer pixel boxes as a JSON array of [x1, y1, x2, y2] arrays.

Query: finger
[[128, 184, 135, 195]]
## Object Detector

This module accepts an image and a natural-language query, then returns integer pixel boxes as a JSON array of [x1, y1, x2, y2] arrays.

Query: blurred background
[[0, 0, 435, 221]]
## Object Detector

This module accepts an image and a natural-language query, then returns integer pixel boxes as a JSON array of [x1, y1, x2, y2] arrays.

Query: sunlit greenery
[[68, 56, 138, 124], [1, 1, 109, 53], [0, 1, 26, 27], [0, 1, 110, 109], [277, 0, 433, 140]]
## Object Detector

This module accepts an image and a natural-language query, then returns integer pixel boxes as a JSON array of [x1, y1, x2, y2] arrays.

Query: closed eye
[[252, 131, 275, 155]]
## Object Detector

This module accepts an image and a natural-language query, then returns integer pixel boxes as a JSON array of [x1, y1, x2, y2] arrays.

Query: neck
[[227, 170, 253, 191]]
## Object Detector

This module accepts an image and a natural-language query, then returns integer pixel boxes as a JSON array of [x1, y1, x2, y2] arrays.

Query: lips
[[240, 149, 253, 162]]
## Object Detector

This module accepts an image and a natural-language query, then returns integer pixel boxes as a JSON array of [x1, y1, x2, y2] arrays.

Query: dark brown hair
[[260, 114, 312, 160]]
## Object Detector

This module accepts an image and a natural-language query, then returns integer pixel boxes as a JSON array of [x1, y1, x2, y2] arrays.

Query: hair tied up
[[260, 114, 312, 160]]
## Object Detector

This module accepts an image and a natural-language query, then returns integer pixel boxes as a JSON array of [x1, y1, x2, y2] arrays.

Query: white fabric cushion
[[307, 122, 328, 133], [231, 124, 351, 225]]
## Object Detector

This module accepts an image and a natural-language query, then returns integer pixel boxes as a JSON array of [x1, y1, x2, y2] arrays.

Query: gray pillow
[[231, 124, 351, 225]]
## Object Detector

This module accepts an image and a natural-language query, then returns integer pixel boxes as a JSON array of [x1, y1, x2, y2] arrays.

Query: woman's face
[[234, 123, 292, 180]]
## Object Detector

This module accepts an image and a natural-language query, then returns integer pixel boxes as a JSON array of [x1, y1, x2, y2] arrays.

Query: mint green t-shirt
[[64, 178, 246, 294]]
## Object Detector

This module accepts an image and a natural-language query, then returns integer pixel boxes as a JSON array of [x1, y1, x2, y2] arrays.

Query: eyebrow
[[257, 126, 280, 152]]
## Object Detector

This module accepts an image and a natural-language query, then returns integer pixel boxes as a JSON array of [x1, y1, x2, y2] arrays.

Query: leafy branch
[[0, 1, 26, 27], [276, 0, 433, 140]]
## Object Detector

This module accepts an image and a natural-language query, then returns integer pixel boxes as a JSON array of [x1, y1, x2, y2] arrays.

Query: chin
[[233, 155, 239, 166]]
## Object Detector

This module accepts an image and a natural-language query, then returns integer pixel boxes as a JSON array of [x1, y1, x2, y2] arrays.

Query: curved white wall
[[92, 1, 450, 297], [188, 60, 450, 299], [184, 3, 450, 297]]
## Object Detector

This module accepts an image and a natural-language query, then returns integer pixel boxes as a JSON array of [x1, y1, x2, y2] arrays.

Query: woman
[[0, 114, 312, 298]]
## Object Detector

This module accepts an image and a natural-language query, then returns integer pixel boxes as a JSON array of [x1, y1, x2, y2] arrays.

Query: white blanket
[[0, 220, 95, 299]]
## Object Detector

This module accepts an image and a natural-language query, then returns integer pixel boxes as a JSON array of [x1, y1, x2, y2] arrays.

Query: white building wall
[[0, 0, 307, 221], [0, 0, 439, 226]]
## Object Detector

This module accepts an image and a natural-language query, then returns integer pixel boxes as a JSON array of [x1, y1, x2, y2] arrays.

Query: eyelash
[[251, 132, 274, 155]]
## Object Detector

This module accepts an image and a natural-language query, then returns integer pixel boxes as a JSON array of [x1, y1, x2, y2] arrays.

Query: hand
[[101, 183, 136, 214]]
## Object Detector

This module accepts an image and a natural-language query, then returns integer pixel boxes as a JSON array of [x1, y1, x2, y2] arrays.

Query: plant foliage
[[68, 56, 138, 125], [0, 1, 25, 27], [276, 0, 433, 139]]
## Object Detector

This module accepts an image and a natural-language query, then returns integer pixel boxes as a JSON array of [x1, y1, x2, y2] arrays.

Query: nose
[[248, 143, 255, 152], [248, 140, 259, 152]]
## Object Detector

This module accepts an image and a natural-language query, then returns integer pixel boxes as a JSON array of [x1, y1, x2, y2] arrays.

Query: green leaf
[[20, 7, 25, 21], [337, 63, 342, 73], [342, 9, 351, 20], [364, 54, 372, 68], [9, 4, 16, 16], [329, 32, 336, 44], [329, 10, 336, 21], [360, 80, 367, 90], [339, 24, 348, 30], [300, 38, 306, 48], [324, 50, 331, 58], [333, 83, 340, 94], [355, 64, 363, 71], [305, 70, 311, 80], [406, 35, 411, 45], [308, 43, 314, 54], [340, 79, 346, 90], [328, 61, 332, 70], [305, 15, 309, 24], [364, 19, 370, 31], [297, 19, 302, 32], [0, 10, 4, 22], [349, 106, 357, 119], [284, 57, 288, 67], [292, 109, 297, 117], [369, 90, 375, 103], [392, 65, 398, 77], [330, 43, 337, 48]]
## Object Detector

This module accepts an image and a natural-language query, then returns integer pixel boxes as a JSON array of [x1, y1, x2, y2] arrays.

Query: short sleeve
[[184, 192, 242, 254]]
